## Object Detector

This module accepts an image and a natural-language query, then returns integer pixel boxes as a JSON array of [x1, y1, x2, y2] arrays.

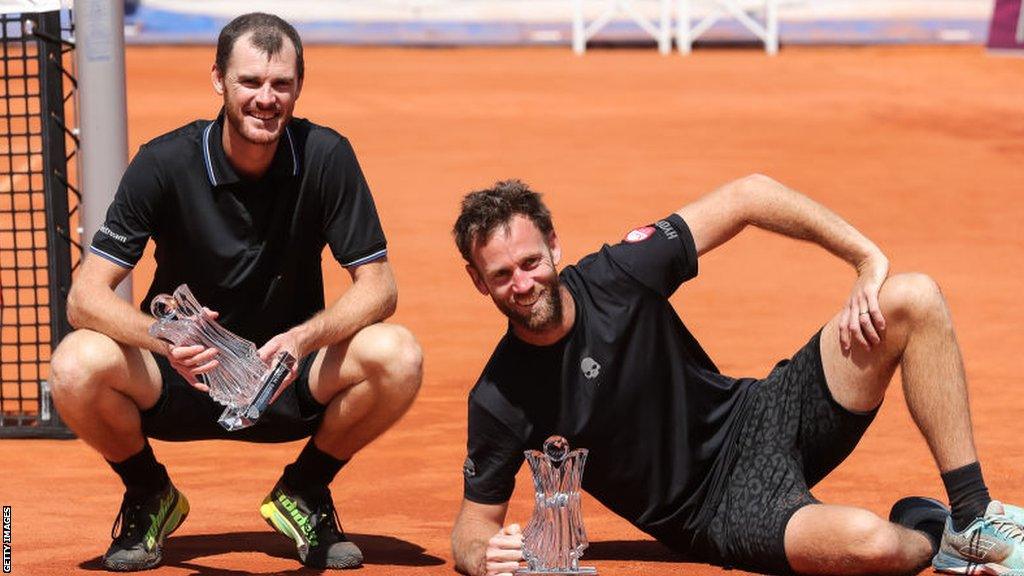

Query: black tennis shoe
[[260, 480, 363, 569], [102, 482, 189, 571]]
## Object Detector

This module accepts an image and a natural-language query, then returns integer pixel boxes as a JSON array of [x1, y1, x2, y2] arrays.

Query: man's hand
[[258, 329, 306, 402], [485, 524, 524, 576], [165, 308, 221, 392], [839, 252, 890, 351]]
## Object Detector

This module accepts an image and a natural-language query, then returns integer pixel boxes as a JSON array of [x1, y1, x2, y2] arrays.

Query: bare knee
[[50, 329, 124, 398], [881, 273, 949, 328], [356, 324, 423, 401], [790, 506, 932, 575], [842, 511, 907, 568]]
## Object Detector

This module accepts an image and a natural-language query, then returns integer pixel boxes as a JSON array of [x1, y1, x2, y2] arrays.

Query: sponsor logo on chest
[[580, 357, 601, 381]]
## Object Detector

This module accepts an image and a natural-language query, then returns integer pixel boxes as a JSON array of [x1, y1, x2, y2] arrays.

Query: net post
[[37, 9, 73, 433], [72, 0, 130, 300]]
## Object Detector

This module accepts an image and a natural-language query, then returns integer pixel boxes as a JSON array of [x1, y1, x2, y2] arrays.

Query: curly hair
[[453, 179, 554, 264]]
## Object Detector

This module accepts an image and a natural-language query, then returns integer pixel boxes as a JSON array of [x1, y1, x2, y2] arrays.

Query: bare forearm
[[290, 263, 397, 357], [736, 174, 884, 269], [453, 500, 516, 576], [452, 526, 490, 576], [67, 281, 164, 353]]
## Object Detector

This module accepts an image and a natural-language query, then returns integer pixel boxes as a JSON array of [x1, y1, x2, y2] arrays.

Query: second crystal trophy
[[517, 435, 597, 575], [148, 284, 295, 431]]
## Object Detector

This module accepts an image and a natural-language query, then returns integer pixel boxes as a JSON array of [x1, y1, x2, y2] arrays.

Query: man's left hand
[[839, 251, 889, 352], [258, 330, 305, 403]]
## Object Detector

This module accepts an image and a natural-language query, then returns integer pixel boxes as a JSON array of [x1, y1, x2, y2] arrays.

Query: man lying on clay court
[[48, 12, 422, 572], [450, 177, 1024, 576]]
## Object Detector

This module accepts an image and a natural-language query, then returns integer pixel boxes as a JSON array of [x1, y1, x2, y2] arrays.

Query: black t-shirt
[[90, 113, 387, 345], [464, 214, 757, 551]]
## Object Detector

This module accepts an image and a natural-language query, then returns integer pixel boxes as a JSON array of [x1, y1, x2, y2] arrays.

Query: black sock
[[941, 461, 991, 531], [281, 439, 347, 496], [107, 441, 169, 498]]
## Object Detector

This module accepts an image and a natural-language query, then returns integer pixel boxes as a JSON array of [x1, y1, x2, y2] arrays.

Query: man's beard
[[224, 99, 287, 146], [497, 279, 564, 335]]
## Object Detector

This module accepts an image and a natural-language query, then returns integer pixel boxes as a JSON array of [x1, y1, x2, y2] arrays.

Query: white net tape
[[0, 1, 65, 15]]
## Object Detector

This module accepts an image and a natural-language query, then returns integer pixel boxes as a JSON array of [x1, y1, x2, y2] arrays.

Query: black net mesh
[[0, 10, 77, 437]]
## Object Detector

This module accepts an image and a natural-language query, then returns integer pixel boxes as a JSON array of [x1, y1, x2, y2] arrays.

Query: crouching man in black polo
[[49, 13, 421, 572]]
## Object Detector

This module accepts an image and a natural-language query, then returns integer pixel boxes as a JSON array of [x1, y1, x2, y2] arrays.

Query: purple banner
[[987, 0, 1024, 50]]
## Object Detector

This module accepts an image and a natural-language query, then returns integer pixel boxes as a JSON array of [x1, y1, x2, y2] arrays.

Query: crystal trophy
[[517, 436, 597, 575], [148, 284, 295, 431]]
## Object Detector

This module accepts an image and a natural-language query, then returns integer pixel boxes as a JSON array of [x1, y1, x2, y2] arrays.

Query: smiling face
[[212, 32, 301, 147], [467, 214, 566, 337]]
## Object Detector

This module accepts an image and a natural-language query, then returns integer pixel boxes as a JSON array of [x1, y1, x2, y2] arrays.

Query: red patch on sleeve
[[623, 226, 656, 243]]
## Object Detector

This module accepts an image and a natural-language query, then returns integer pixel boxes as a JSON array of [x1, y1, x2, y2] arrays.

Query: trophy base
[[218, 408, 255, 431], [516, 565, 598, 569], [215, 353, 296, 432]]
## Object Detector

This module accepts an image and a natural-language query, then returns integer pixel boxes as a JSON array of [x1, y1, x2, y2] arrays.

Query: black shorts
[[141, 353, 326, 443], [691, 330, 878, 575]]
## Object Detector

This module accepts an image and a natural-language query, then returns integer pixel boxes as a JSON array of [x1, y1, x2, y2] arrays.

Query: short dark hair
[[215, 13, 304, 81], [453, 179, 555, 263]]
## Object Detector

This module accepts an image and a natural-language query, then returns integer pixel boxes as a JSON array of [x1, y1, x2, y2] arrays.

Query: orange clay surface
[[3, 44, 1024, 575]]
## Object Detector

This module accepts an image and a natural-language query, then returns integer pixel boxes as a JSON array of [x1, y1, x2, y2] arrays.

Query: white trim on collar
[[285, 126, 299, 176], [202, 122, 218, 186]]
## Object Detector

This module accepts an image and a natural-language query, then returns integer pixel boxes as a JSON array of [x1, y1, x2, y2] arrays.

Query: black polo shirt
[[90, 113, 387, 345], [463, 214, 757, 552]]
